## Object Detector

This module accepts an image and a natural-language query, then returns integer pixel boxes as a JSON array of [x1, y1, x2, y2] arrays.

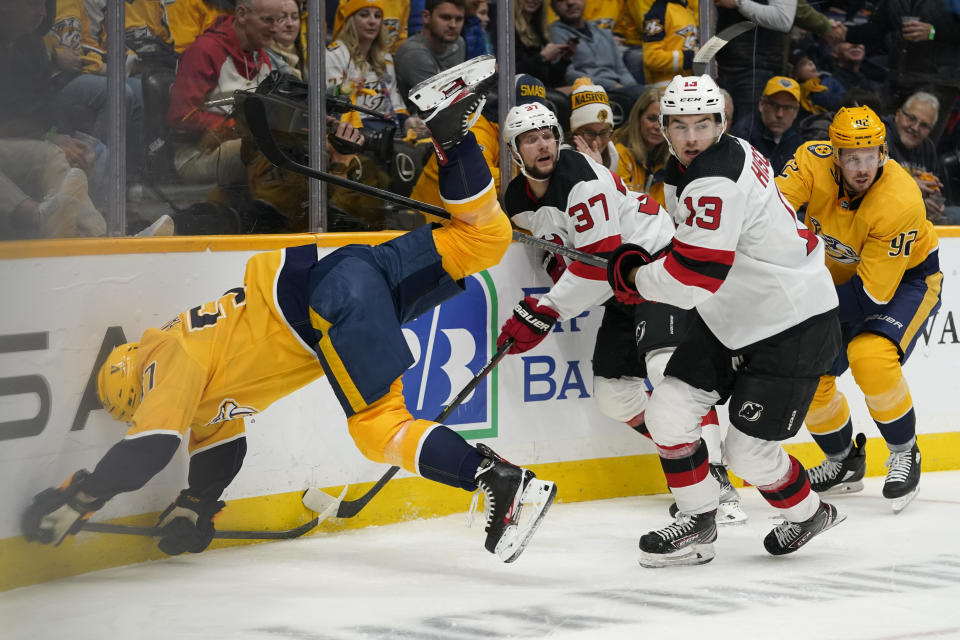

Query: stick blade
[[692, 21, 756, 75], [302, 486, 348, 522]]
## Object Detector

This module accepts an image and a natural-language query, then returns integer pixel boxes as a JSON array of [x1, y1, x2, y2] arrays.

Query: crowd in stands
[[1, 0, 958, 240]]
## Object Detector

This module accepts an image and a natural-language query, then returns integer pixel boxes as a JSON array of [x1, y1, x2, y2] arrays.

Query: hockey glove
[[497, 297, 560, 354], [541, 235, 567, 284], [21, 469, 106, 545], [606, 243, 653, 305], [156, 490, 226, 556]]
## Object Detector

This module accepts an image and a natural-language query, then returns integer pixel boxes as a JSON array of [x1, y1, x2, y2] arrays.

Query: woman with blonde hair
[[326, 0, 425, 135], [613, 86, 669, 206]]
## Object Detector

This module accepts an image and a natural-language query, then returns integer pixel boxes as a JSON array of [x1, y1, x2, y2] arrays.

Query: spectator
[[0, 141, 105, 239], [566, 79, 618, 170], [166, 0, 235, 55], [791, 50, 844, 116], [796, 85, 883, 143], [730, 75, 803, 173], [462, 0, 492, 59], [394, 0, 466, 105], [504, 0, 574, 94], [474, 0, 493, 55], [886, 92, 960, 224], [327, 0, 424, 135], [612, 86, 669, 206], [266, 0, 305, 79], [845, 0, 960, 141], [0, 0, 106, 238], [545, 0, 622, 31], [47, 0, 150, 183], [828, 42, 881, 95], [713, 0, 797, 121], [548, 0, 646, 122], [640, 0, 698, 87], [328, 0, 410, 52], [167, 0, 281, 186], [720, 87, 735, 133]]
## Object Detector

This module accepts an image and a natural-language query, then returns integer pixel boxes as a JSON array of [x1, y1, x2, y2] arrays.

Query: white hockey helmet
[[502, 102, 563, 181], [659, 74, 726, 156]]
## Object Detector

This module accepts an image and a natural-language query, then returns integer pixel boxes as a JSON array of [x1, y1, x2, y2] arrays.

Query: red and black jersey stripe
[[663, 239, 735, 292], [568, 235, 622, 281]]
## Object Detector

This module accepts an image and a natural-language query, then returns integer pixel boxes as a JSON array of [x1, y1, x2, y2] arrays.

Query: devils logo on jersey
[[738, 401, 763, 422]]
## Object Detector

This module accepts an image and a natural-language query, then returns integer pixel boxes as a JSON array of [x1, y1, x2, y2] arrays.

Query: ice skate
[[807, 432, 867, 494], [407, 54, 497, 155], [639, 509, 717, 568], [668, 465, 747, 525], [884, 442, 921, 514], [764, 501, 845, 556], [470, 443, 556, 563]]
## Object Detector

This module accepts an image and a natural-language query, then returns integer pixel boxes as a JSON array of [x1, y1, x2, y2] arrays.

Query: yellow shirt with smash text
[[776, 141, 938, 305]]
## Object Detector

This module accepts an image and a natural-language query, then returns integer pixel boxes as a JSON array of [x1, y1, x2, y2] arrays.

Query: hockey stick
[[302, 338, 515, 519], [692, 21, 757, 76], [240, 94, 608, 269], [81, 518, 320, 540]]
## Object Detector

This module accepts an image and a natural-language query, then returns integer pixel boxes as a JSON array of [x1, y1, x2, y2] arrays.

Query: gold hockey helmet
[[829, 106, 887, 165], [97, 342, 142, 422]]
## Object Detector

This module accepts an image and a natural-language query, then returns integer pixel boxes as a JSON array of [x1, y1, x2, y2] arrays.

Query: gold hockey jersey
[[126, 249, 324, 444], [641, 0, 698, 86], [776, 141, 938, 303]]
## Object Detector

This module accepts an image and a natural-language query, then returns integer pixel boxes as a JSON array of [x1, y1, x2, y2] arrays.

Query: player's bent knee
[[724, 427, 791, 485], [347, 391, 415, 466], [646, 377, 712, 446], [594, 376, 649, 423]]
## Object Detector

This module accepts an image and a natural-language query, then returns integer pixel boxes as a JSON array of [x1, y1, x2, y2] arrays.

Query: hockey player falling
[[495, 97, 748, 524], [21, 58, 557, 563], [607, 74, 845, 567], [776, 106, 942, 514]]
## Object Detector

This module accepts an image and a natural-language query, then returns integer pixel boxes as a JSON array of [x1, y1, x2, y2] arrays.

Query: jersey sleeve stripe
[[568, 235, 622, 280], [662, 240, 735, 292]]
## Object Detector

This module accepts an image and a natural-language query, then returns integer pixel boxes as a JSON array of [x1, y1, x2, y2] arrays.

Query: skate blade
[[818, 480, 864, 496], [717, 500, 748, 526], [495, 479, 558, 563], [408, 55, 496, 110], [639, 543, 716, 568], [889, 487, 919, 514]]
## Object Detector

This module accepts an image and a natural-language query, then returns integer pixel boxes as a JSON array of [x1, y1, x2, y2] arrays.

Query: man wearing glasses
[[730, 76, 803, 174], [776, 106, 942, 515], [885, 92, 960, 224]]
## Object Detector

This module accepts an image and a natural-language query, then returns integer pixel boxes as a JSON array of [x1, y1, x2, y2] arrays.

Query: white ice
[[4, 472, 960, 640]]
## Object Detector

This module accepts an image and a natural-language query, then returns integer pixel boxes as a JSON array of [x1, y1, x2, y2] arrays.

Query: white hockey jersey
[[504, 149, 676, 320], [633, 135, 838, 349]]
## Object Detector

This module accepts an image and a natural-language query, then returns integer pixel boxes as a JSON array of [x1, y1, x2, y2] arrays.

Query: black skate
[[883, 441, 921, 514], [668, 465, 747, 525], [764, 501, 845, 555], [639, 509, 717, 568], [471, 443, 557, 563], [407, 55, 497, 158], [807, 432, 867, 494]]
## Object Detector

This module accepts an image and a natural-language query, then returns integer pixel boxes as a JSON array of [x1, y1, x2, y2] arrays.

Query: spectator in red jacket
[[167, 0, 283, 185]]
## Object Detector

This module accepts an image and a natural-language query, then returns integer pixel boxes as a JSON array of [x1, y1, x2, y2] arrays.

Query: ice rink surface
[[4, 471, 960, 640]]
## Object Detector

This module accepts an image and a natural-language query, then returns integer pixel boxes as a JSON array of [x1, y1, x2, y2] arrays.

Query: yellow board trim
[[4, 431, 960, 592], [309, 308, 366, 413]]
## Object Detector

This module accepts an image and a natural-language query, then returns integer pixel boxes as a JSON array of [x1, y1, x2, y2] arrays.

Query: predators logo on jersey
[[644, 18, 664, 36], [808, 216, 859, 264], [208, 399, 258, 425]]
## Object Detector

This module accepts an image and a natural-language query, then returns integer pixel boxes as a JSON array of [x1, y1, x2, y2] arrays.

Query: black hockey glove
[[156, 490, 226, 556], [606, 243, 653, 305], [21, 470, 106, 545]]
